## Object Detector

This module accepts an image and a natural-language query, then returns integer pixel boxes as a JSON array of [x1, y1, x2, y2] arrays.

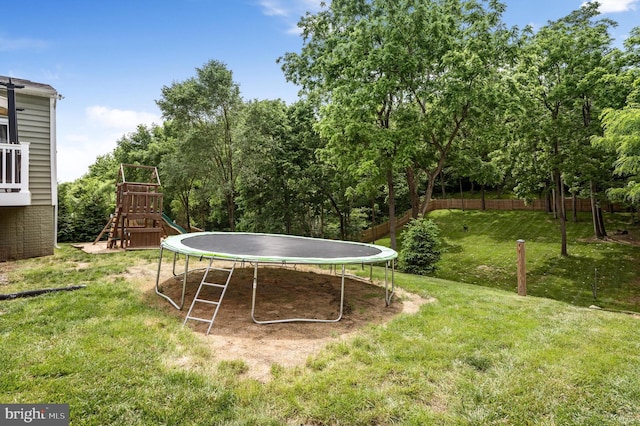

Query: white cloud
[[582, 0, 639, 13], [260, 0, 289, 17], [56, 144, 113, 183], [286, 23, 303, 35], [65, 133, 90, 144], [86, 105, 160, 130], [55, 106, 162, 182], [0, 36, 48, 52], [257, 0, 324, 33]]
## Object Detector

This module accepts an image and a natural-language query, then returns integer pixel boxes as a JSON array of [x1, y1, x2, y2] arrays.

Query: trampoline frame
[[155, 232, 397, 328]]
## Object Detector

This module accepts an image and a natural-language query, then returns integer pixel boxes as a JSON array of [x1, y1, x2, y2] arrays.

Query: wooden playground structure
[[95, 164, 164, 249]]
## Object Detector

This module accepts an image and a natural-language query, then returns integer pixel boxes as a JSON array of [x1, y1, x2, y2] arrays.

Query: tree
[[235, 99, 293, 233], [281, 0, 408, 248], [592, 27, 640, 210], [57, 176, 113, 243], [396, 0, 517, 218], [112, 124, 171, 176], [595, 89, 640, 209], [281, 0, 517, 248], [398, 218, 442, 275], [515, 2, 619, 254], [159, 132, 204, 231], [156, 60, 242, 231]]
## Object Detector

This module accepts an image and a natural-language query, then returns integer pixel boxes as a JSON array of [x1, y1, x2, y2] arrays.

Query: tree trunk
[[597, 203, 607, 237], [440, 171, 446, 198], [560, 180, 566, 221], [226, 192, 235, 232], [406, 167, 420, 219], [181, 190, 192, 232], [572, 192, 578, 223], [387, 169, 397, 250], [554, 169, 568, 256], [328, 194, 345, 240], [419, 171, 439, 216], [481, 184, 486, 210], [545, 189, 553, 213], [590, 180, 605, 239], [371, 198, 376, 226]]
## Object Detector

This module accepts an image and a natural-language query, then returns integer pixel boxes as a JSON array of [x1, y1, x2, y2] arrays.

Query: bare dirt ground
[[124, 257, 431, 381]]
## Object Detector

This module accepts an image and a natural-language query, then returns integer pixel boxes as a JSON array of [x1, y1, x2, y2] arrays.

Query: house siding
[[0, 79, 57, 261], [17, 93, 53, 205]]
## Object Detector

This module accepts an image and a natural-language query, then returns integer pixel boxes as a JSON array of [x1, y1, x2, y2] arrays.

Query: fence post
[[517, 239, 526, 296]]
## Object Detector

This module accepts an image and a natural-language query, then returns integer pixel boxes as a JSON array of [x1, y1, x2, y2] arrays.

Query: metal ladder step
[[192, 298, 220, 305], [185, 315, 214, 323], [183, 258, 236, 335], [201, 282, 226, 289]]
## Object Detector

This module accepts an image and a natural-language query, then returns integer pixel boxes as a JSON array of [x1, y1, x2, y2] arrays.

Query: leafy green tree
[[158, 134, 203, 231], [515, 2, 620, 253], [156, 60, 242, 231], [595, 99, 640, 209], [281, 0, 407, 247], [280, 0, 517, 248], [235, 99, 293, 233], [112, 124, 171, 178], [57, 177, 113, 243], [397, 0, 517, 218], [286, 99, 341, 237]]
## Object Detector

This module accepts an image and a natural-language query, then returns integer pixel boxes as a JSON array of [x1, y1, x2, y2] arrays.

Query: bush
[[398, 218, 442, 275]]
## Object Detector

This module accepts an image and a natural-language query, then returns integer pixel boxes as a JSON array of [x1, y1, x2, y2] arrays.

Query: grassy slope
[[379, 209, 640, 313], [0, 216, 639, 424]]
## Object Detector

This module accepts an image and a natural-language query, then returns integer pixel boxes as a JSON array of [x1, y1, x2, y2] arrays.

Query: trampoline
[[155, 232, 397, 334]]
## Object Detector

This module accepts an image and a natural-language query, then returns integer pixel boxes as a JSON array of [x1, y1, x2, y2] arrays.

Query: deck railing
[[0, 142, 30, 205]]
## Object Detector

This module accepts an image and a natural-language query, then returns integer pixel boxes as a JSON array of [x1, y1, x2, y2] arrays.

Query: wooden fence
[[359, 197, 600, 243]]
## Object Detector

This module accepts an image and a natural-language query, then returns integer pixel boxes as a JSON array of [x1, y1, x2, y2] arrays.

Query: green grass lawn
[[1, 215, 639, 424], [378, 209, 640, 313]]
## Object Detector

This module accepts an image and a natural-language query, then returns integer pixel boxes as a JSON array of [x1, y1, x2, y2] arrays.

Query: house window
[[0, 117, 7, 144]]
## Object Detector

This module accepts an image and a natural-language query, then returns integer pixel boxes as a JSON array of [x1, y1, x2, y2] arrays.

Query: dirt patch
[[135, 262, 431, 381], [0, 261, 17, 287], [73, 242, 125, 254], [606, 233, 640, 246]]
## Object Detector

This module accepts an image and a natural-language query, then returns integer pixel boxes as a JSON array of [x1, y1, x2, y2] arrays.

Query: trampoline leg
[[251, 264, 345, 324], [384, 260, 395, 306], [171, 252, 179, 276], [250, 263, 259, 322], [155, 248, 189, 310], [179, 255, 190, 309]]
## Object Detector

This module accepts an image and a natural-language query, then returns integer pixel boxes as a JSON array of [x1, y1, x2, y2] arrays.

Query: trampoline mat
[[182, 233, 382, 260]]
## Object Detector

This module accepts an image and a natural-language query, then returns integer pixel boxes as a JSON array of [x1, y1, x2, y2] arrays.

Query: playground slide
[[161, 213, 188, 235]]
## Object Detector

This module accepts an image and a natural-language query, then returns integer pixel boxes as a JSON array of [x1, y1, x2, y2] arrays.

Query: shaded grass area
[[1, 245, 640, 424], [379, 209, 640, 313]]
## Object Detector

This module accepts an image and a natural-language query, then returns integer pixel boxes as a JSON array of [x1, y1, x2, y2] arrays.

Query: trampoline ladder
[[183, 259, 236, 335]]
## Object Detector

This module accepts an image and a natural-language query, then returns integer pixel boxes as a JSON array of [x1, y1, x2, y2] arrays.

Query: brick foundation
[[0, 206, 55, 260]]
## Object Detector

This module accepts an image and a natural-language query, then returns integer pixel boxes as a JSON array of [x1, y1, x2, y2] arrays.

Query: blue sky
[[1, 0, 638, 183]]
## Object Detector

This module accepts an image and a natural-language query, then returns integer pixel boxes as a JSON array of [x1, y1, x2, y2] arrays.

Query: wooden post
[[517, 239, 526, 296]]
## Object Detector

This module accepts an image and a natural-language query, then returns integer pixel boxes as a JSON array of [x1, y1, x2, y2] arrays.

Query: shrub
[[398, 218, 442, 275]]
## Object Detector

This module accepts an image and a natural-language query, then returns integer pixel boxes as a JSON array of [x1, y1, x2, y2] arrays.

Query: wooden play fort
[[95, 164, 164, 249]]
